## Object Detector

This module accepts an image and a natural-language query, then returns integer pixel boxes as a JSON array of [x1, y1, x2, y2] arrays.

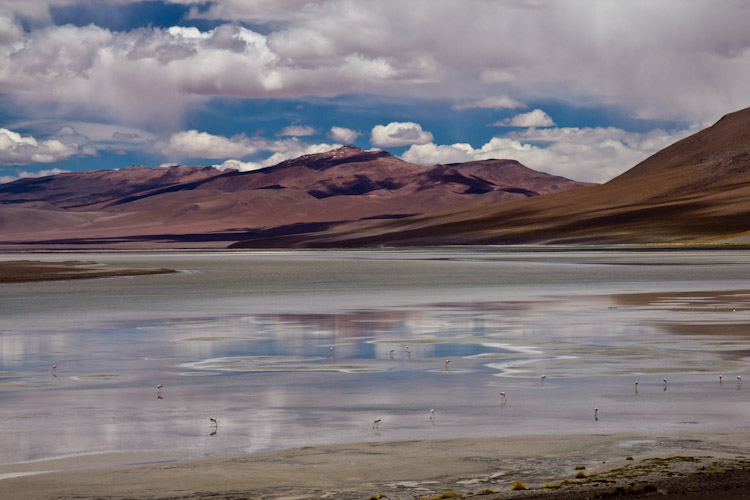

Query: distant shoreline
[[3, 242, 750, 253], [0, 260, 176, 283]]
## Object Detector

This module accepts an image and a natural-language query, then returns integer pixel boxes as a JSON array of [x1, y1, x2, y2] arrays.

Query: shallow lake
[[2, 249, 750, 465]]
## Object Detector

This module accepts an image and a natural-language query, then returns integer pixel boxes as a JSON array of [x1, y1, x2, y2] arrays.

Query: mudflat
[[0, 260, 175, 283], [2, 432, 750, 500]]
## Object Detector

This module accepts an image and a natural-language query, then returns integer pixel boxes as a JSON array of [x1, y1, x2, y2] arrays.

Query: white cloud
[[160, 1, 750, 123], [492, 109, 556, 128], [158, 129, 343, 169], [370, 122, 434, 148], [214, 158, 264, 172], [0, 167, 68, 184], [0, 11, 22, 43], [452, 96, 526, 110], [328, 126, 360, 144], [402, 125, 696, 183], [160, 130, 264, 159], [259, 141, 341, 167], [0, 128, 94, 165], [277, 125, 317, 137], [0, 1, 748, 131]]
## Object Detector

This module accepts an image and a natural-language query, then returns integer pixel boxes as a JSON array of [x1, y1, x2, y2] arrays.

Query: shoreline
[[3, 431, 750, 500]]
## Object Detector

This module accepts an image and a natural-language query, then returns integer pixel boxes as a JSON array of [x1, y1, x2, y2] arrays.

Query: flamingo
[[500, 392, 507, 403], [540, 375, 546, 385], [210, 418, 218, 428], [429, 409, 435, 422], [390, 349, 395, 359], [329, 347, 334, 360], [405, 345, 411, 360], [594, 408, 598, 421], [51, 365, 57, 378], [719, 375, 723, 384], [634, 381, 638, 393], [373, 418, 381, 429]]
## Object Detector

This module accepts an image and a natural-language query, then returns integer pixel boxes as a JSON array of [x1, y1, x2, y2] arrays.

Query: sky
[[0, 1, 748, 184]]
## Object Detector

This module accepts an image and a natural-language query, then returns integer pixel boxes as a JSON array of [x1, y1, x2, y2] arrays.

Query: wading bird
[[390, 349, 395, 359], [51, 365, 57, 377], [500, 392, 507, 403], [329, 347, 334, 360], [541, 375, 546, 385], [445, 360, 451, 370], [373, 418, 381, 429], [634, 381, 639, 393], [429, 409, 435, 422], [594, 408, 598, 421]]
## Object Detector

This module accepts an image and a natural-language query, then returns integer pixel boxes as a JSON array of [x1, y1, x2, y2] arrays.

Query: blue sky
[[0, 1, 748, 184]]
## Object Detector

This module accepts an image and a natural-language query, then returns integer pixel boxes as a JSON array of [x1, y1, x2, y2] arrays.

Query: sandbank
[[0, 260, 175, 283]]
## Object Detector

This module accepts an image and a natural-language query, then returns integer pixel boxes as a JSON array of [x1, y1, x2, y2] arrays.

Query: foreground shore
[[3, 432, 750, 500], [0, 260, 175, 283]]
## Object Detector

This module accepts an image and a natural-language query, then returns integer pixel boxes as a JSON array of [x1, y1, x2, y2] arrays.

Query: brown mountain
[[0, 146, 592, 249], [236, 107, 750, 248]]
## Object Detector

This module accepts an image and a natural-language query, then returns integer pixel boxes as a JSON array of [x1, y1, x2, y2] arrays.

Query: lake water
[[2, 249, 750, 465]]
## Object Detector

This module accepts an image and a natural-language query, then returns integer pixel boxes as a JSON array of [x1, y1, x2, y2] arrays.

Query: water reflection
[[2, 251, 750, 467]]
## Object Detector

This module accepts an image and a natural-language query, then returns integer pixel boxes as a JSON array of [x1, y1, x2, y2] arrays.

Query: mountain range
[[0, 146, 592, 249], [2, 106, 748, 250], [231, 106, 750, 248]]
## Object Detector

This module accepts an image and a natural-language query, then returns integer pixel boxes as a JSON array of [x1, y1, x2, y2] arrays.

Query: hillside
[[230, 107, 750, 248]]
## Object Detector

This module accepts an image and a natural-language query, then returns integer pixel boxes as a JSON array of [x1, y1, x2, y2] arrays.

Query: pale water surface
[[2, 249, 750, 465]]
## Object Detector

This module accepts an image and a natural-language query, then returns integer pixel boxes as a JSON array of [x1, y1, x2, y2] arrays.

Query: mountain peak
[[267, 145, 396, 172]]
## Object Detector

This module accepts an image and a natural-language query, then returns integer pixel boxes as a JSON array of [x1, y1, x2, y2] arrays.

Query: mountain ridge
[[0, 145, 593, 249]]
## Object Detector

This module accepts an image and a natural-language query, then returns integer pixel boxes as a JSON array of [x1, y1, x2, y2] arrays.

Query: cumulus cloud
[[277, 125, 317, 137], [0, 128, 94, 165], [214, 158, 264, 172], [160, 130, 264, 159], [452, 96, 526, 110], [402, 126, 696, 183], [0, 11, 22, 43], [492, 109, 556, 128], [162, 1, 750, 123], [370, 122, 434, 148], [260, 141, 341, 166], [158, 128, 343, 170], [0, 1, 748, 132], [328, 126, 360, 144]]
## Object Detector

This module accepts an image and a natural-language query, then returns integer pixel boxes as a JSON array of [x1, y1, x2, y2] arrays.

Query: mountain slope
[[0, 146, 593, 249], [230, 107, 750, 248]]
